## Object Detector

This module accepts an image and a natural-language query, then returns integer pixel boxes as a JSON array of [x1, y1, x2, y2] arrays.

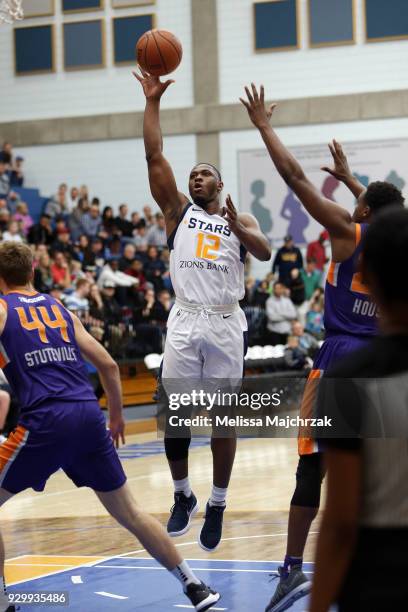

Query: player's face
[[352, 191, 370, 223], [188, 165, 223, 207]]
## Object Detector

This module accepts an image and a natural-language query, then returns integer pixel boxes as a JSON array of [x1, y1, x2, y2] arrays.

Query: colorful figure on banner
[[386, 170, 405, 192], [321, 175, 340, 201], [250, 179, 273, 237], [280, 188, 309, 244]]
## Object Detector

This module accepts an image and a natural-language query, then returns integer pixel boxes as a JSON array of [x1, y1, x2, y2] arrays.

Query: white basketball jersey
[[169, 203, 246, 305]]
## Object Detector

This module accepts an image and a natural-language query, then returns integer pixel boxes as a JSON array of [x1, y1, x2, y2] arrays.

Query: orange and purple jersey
[[0, 291, 96, 411], [324, 223, 377, 338]]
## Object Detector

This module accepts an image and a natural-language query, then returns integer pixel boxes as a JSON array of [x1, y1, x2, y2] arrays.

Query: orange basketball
[[136, 29, 182, 77]]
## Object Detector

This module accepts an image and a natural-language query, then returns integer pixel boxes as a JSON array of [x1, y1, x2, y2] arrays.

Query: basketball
[[136, 29, 182, 77]]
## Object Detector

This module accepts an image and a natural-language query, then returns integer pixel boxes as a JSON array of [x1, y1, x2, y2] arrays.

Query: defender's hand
[[133, 66, 174, 101], [240, 83, 277, 129], [321, 139, 352, 182], [109, 415, 125, 448]]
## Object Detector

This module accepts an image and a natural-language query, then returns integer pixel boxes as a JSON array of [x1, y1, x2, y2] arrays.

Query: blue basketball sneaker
[[167, 491, 199, 537], [198, 502, 225, 552], [265, 565, 311, 611]]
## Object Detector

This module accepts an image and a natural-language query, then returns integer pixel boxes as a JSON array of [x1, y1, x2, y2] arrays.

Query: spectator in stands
[[301, 259, 322, 300], [0, 161, 10, 199], [97, 257, 139, 290], [89, 283, 104, 320], [2, 220, 23, 243], [45, 183, 69, 219], [253, 279, 271, 308], [33, 252, 53, 293], [79, 184, 89, 201], [266, 281, 297, 345], [51, 228, 77, 260], [131, 287, 163, 355], [69, 260, 86, 285], [101, 206, 116, 238], [67, 186, 79, 211], [134, 224, 149, 252], [89, 237, 107, 270], [288, 267, 305, 306], [272, 235, 303, 287], [115, 203, 133, 238], [143, 205, 154, 228], [9, 156, 24, 187], [100, 281, 126, 356], [68, 197, 90, 241], [0, 142, 12, 165], [27, 213, 53, 245], [242, 277, 257, 306], [119, 243, 136, 271], [80, 203, 102, 237], [306, 231, 329, 272], [50, 251, 71, 289], [147, 213, 167, 247], [291, 320, 320, 356], [12, 201, 33, 236], [282, 335, 309, 370], [131, 211, 142, 231], [306, 290, 325, 338], [124, 259, 147, 292], [144, 246, 166, 291], [0, 209, 10, 234], [64, 278, 91, 313], [151, 289, 172, 325]]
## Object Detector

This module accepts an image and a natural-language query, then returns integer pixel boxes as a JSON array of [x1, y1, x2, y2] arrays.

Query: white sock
[[173, 477, 192, 498], [209, 485, 227, 507], [0, 576, 9, 611], [170, 560, 201, 591]]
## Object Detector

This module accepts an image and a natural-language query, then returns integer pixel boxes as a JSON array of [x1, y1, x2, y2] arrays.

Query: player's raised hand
[[223, 194, 241, 233], [132, 66, 174, 101], [109, 415, 126, 449], [240, 83, 277, 129], [321, 139, 352, 182]]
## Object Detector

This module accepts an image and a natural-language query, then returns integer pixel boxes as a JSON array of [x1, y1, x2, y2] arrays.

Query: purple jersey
[[324, 223, 378, 337], [0, 291, 96, 411]]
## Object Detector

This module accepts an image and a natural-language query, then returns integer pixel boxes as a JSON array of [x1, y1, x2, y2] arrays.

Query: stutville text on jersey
[[25, 346, 78, 367], [179, 260, 230, 274]]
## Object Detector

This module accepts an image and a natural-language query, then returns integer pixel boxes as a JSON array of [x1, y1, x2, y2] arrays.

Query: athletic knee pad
[[164, 436, 191, 461], [291, 453, 325, 508]]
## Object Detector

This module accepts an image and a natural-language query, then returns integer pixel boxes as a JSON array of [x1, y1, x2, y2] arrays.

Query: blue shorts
[[0, 400, 126, 495]]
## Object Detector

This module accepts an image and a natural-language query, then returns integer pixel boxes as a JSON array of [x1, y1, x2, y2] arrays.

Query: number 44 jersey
[[0, 291, 96, 411], [168, 203, 246, 305]]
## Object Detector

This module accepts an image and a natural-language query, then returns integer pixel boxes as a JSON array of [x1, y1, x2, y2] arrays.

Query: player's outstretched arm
[[133, 68, 188, 230], [71, 313, 125, 448], [321, 139, 365, 199], [240, 84, 354, 240], [223, 194, 271, 261]]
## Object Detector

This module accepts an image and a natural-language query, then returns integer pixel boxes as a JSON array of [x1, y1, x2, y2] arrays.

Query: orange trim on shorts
[[0, 354, 7, 369], [355, 223, 361, 247], [0, 425, 27, 474], [298, 369, 322, 456], [327, 261, 335, 285]]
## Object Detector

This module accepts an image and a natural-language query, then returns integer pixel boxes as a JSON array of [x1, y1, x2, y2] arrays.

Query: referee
[[311, 207, 408, 611]]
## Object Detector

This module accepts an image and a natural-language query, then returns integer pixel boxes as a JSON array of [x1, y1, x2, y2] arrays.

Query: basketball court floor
[[3, 435, 326, 611]]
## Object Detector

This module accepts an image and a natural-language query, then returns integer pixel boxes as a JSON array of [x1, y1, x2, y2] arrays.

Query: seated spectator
[[151, 289, 172, 325], [134, 225, 149, 252], [97, 258, 139, 289], [252, 279, 271, 308], [28, 213, 53, 245], [282, 335, 309, 370], [9, 156, 24, 188], [124, 259, 147, 292], [306, 231, 329, 272], [45, 183, 69, 219], [272, 235, 303, 287], [101, 205, 116, 238], [242, 277, 257, 306], [33, 252, 53, 293], [89, 237, 107, 270], [64, 278, 91, 313], [265, 281, 297, 345], [50, 251, 71, 289], [2, 220, 23, 243], [147, 213, 167, 247], [144, 245, 166, 290], [306, 301, 324, 338], [288, 267, 305, 306], [68, 186, 79, 211], [106, 236, 122, 258], [51, 228, 77, 260], [291, 320, 319, 356], [68, 197, 90, 241], [119, 243, 136, 271], [300, 259, 322, 300], [69, 260, 87, 285], [79, 184, 89, 201], [131, 212, 142, 231], [0, 142, 12, 165], [100, 281, 126, 356], [0, 160, 10, 199], [115, 203, 133, 238], [143, 205, 154, 228], [80, 203, 102, 238], [89, 283, 105, 320], [0, 209, 10, 234], [12, 201, 33, 236]]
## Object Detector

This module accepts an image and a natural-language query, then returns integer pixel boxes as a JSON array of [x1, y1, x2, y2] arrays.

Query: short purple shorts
[[0, 400, 126, 495]]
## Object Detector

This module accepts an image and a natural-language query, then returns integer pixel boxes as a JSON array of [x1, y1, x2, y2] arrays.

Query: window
[[254, 0, 299, 52]]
